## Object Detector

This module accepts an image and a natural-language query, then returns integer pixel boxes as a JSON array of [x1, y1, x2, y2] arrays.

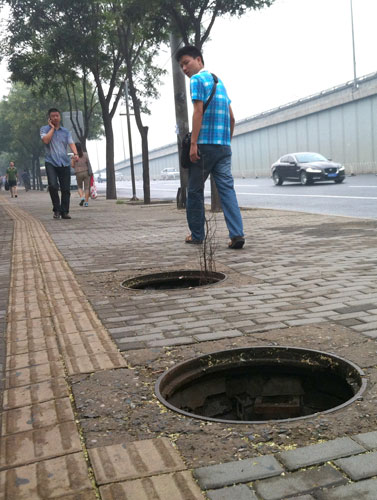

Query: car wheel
[[272, 171, 283, 185], [334, 178, 344, 184], [300, 171, 309, 185]]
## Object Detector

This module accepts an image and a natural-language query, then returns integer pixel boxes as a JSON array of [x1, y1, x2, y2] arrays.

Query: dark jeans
[[187, 145, 244, 241], [45, 162, 71, 214]]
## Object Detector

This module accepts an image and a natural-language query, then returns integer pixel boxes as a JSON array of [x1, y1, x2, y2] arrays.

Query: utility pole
[[350, 0, 357, 89], [123, 81, 138, 201], [170, 32, 189, 209]]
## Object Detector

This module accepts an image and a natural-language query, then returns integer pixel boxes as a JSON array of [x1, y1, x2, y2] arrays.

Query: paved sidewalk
[[1, 189, 377, 499]]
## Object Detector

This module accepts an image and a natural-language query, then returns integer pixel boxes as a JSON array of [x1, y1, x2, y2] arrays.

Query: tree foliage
[[164, 0, 275, 47], [112, 0, 169, 203], [0, 80, 100, 187], [4, 0, 126, 198], [3, 0, 169, 201]]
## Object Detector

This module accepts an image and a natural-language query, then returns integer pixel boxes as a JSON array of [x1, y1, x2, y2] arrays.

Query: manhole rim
[[155, 345, 367, 424], [121, 269, 227, 291]]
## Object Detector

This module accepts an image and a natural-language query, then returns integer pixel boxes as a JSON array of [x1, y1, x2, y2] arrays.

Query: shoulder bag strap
[[203, 73, 218, 114]]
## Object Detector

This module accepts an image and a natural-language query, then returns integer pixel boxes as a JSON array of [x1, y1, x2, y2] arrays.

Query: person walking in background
[[40, 108, 79, 219], [21, 170, 31, 191], [72, 142, 92, 207], [6, 161, 18, 198], [176, 45, 245, 249]]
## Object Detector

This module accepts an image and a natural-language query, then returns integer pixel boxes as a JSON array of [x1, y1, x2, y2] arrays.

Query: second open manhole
[[122, 270, 226, 290], [155, 346, 366, 423]]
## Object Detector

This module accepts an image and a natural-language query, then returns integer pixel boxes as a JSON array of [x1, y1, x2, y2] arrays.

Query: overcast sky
[[1, 0, 377, 170]]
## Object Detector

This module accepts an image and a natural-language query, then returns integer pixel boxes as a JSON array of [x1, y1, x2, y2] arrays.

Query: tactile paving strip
[[0, 199, 203, 499]]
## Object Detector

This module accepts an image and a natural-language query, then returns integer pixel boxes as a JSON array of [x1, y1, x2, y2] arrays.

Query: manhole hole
[[121, 270, 226, 290], [155, 346, 366, 423]]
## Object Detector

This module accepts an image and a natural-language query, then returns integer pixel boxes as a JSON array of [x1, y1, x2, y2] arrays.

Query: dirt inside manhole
[[156, 346, 366, 423], [121, 270, 226, 290]]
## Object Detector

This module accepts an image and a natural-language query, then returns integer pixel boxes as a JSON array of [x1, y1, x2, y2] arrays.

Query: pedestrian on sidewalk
[[40, 108, 79, 219], [6, 161, 18, 198], [72, 142, 92, 207], [21, 170, 31, 191], [176, 45, 245, 249]]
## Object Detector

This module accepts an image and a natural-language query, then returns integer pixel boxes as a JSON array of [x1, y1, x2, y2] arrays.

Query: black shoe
[[228, 236, 245, 249], [61, 213, 71, 219], [53, 212, 61, 219], [79, 199, 84, 206]]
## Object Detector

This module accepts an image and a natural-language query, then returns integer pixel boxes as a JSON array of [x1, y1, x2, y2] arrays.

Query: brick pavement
[[1, 189, 377, 499]]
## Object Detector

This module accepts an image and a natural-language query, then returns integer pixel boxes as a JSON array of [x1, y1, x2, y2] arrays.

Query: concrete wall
[[115, 72, 377, 179]]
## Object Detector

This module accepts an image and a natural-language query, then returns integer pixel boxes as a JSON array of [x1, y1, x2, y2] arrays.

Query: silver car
[[161, 168, 180, 180]]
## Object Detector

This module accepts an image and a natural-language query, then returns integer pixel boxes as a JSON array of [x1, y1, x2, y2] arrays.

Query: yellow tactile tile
[[5, 348, 62, 371], [2, 398, 74, 436], [5, 361, 65, 389], [52, 314, 99, 336], [65, 352, 127, 375], [6, 317, 56, 343], [2, 378, 68, 410], [88, 438, 186, 485], [0, 453, 96, 500], [59, 333, 120, 357], [59, 329, 114, 346], [99, 471, 205, 500], [6, 335, 59, 356], [0, 422, 82, 469]]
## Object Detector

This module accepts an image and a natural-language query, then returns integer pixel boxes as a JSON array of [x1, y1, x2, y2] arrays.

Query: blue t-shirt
[[40, 125, 74, 167], [190, 70, 231, 145]]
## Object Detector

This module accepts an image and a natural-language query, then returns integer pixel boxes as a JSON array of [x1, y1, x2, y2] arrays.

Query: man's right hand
[[48, 119, 55, 130], [190, 143, 200, 163]]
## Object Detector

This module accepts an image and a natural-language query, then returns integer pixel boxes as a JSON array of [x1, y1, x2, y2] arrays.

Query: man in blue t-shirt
[[40, 108, 79, 219], [176, 45, 244, 249]]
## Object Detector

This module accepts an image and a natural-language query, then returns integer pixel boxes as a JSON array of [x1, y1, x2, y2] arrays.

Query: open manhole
[[121, 270, 226, 290], [155, 346, 367, 423]]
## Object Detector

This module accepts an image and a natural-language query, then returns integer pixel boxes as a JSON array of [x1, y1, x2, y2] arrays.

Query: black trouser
[[45, 163, 71, 214]]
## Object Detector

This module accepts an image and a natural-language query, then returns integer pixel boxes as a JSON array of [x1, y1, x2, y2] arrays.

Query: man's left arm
[[229, 105, 235, 139], [68, 142, 79, 162]]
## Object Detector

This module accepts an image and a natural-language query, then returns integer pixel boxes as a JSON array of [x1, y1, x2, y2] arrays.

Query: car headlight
[[338, 166, 345, 171], [306, 168, 322, 173]]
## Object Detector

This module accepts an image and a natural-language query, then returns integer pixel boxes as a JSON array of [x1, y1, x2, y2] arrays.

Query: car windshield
[[295, 153, 327, 163]]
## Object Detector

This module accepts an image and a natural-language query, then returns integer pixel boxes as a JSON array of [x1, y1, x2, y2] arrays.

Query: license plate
[[327, 173, 337, 177]]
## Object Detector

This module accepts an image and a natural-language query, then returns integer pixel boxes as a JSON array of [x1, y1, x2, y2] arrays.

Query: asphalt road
[[97, 173, 377, 219]]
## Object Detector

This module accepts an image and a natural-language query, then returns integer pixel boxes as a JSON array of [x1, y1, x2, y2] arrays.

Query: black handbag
[[180, 74, 218, 169], [4, 180, 9, 191]]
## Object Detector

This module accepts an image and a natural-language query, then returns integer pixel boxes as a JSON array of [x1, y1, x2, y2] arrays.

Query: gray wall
[[114, 73, 377, 179], [231, 96, 377, 177]]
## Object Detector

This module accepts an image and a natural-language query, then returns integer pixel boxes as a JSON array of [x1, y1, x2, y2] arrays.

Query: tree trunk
[[170, 32, 189, 209], [35, 156, 43, 190], [94, 72, 117, 200], [81, 137, 87, 152], [31, 158, 36, 190], [103, 113, 117, 200], [140, 126, 150, 204], [127, 76, 150, 204]]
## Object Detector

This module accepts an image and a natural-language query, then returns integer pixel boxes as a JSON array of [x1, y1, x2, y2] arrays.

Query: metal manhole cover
[[121, 270, 226, 290], [155, 346, 366, 423]]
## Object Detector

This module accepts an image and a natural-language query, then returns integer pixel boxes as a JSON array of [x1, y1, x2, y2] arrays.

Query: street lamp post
[[350, 0, 357, 89]]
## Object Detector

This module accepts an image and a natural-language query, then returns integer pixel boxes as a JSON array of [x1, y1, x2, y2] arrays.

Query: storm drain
[[155, 346, 366, 423], [122, 270, 226, 290]]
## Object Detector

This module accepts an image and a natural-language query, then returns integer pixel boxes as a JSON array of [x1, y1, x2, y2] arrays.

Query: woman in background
[[72, 143, 92, 207]]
